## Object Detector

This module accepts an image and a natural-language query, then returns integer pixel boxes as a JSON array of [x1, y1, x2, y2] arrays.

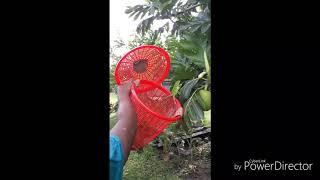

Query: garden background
[[109, 0, 212, 179]]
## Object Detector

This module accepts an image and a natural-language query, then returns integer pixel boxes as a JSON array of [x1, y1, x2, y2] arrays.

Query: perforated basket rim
[[114, 45, 171, 85], [130, 80, 182, 122]]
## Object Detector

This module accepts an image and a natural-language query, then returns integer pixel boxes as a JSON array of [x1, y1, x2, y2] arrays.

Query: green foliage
[[123, 146, 180, 180], [109, 40, 124, 92], [170, 80, 181, 97], [128, 31, 163, 49], [183, 87, 204, 127], [124, 0, 212, 132], [126, 0, 211, 38], [179, 78, 199, 103]]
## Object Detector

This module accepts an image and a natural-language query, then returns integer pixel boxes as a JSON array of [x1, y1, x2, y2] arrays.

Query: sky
[[110, 0, 146, 64]]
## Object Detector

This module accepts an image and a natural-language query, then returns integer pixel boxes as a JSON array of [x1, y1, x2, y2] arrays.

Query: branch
[[168, 16, 175, 23], [156, 3, 203, 21], [175, 3, 202, 16]]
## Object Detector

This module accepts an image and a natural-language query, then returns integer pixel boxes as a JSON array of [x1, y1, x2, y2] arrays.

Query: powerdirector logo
[[233, 159, 313, 172]]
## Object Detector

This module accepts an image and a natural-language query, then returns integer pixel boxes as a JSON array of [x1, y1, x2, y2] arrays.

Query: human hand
[[117, 79, 139, 101]]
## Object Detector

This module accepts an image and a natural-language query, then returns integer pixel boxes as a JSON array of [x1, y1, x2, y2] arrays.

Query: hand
[[117, 79, 140, 101], [112, 79, 139, 163]]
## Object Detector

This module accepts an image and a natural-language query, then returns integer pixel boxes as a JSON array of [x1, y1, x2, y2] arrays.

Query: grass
[[123, 143, 211, 180], [123, 145, 180, 180]]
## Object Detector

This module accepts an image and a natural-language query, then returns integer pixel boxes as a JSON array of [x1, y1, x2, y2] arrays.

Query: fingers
[[120, 79, 140, 86], [121, 79, 133, 85], [118, 79, 140, 98], [120, 79, 133, 88], [133, 79, 140, 86], [117, 79, 133, 97]]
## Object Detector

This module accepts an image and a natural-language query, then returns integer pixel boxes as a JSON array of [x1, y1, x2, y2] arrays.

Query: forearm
[[110, 97, 137, 162]]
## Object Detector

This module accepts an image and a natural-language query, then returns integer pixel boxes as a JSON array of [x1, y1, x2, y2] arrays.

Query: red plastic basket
[[130, 80, 183, 150], [114, 45, 171, 85]]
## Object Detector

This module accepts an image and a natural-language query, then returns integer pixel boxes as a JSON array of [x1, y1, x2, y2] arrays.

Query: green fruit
[[203, 110, 211, 127], [199, 90, 211, 110]]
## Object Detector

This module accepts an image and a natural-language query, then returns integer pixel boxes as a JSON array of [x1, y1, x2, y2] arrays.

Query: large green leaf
[[170, 64, 197, 83], [129, 11, 139, 18], [159, 0, 172, 11], [125, 5, 142, 14], [179, 78, 199, 101], [127, 5, 145, 18], [137, 17, 155, 35], [140, 8, 149, 19], [201, 22, 211, 33], [125, 6, 134, 14], [182, 32, 207, 50], [134, 11, 143, 20], [190, 100, 204, 121], [184, 53, 204, 68], [149, 6, 156, 15], [179, 39, 198, 50], [195, 91, 206, 111], [176, 47, 198, 57], [183, 88, 205, 125], [170, 80, 181, 97], [190, 24, 202, 33]]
